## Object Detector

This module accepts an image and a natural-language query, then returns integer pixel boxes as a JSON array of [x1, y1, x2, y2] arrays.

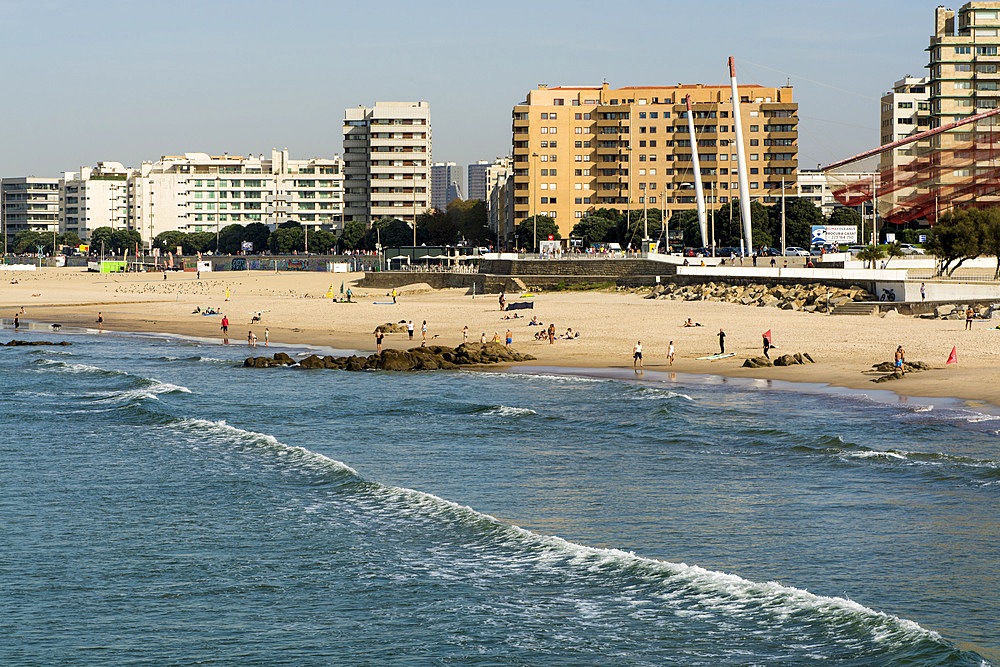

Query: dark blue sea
[[2, 324, 998, 665]]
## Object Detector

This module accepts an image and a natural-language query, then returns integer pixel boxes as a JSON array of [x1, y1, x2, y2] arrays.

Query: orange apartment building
[[511, 82, 798, 239]]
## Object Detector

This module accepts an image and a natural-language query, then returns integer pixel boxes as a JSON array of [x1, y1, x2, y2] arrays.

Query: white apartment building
[[879, 76, 932, 213], [343, 101, 431, 225], [60, 162, 133, 241], [485, 157, 513, 241], [128, 149, 344, 245], [1, 177, 61, 244]]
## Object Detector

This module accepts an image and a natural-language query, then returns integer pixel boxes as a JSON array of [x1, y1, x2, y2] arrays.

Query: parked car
[[785, 246, 809, 256], [809, 243, 837, 255], [847, 245, 867, 255], [898, 243, 926, 255]]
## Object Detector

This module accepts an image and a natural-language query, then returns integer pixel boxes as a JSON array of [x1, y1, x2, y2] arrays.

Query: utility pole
[[531, 152, 538, 253], [780, 178, 786, 255]]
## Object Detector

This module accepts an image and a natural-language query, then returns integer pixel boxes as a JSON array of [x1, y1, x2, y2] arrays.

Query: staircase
[[831, 301, 879, 316]]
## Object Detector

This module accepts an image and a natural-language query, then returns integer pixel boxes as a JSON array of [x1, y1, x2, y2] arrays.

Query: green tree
[[185, 231, 215, 254], [307, 228, 337, 254], [111, 228, 141, 254], [153, 231, 188, 254], [243, 222, 271, 253], [13, 230, 45, 254], [217, 224, 246, 254], [268, 227, 303, 254], [882, 241, 905, 267], [769, 197, 821, 249], [981, 208, 1000, 278], [340, 220, 366, 250], [418, 210, 460, 246], [926, 209, 984, 275], [446, 199, 490, 244], [59, 231, 81, 250], [570, 215, 616, 247], [514, 216, 559, 249], [90, 227, 114, 253]]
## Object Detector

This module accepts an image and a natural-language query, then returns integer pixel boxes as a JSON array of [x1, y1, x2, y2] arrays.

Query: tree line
[[513, 198, 864, 251]]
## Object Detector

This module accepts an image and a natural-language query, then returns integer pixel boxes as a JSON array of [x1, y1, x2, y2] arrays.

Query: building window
[[977, 46, 997, 56]]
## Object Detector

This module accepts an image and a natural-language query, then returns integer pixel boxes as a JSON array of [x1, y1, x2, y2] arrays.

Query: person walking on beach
[[966, 306, 974, 330], [375, 328, 384, 353], [463, 325, 469, 343], [220, 315, 229, 336], [407, 321, 414, 340], [894, 345, 905, 374], [96, 312, 104, 332], [633, 340, 643, 368], [718, 328, 726, 354], [421, 320, 427, 341], [505, 329, 512, 348], [391, 288, 397, 304], [499, 292, 506, 311], [264, 328, 269, 346], [762, 333, 771, 359], [668, 340, 675, 366], [345, 288, 352, 303]]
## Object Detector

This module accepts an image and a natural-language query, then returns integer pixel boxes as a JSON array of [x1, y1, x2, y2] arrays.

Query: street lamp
[[531, 152, 538, 253]]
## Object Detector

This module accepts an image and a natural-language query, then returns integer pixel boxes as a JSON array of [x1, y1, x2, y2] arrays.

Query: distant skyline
[[1, 0, 944, 178]]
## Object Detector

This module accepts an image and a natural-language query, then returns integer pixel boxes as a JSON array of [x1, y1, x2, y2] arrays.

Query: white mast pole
[[685, 95, 709, 247], [729, 56, 753, 255]]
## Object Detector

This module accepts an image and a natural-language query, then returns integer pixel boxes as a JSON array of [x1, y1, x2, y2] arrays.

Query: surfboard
[[696, 352, 736, 360]]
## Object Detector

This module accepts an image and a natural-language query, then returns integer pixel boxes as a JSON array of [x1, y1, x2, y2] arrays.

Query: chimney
[[936, 6, 955, 37]]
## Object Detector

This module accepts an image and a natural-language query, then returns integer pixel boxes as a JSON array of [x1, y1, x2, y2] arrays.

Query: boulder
[[773, 354, 801, 366], [243, 343, 533, 373], [4, 340, 72, 346], [872, 371, 904, 383], [742, 356, 773, 368], [881, 309, 899, 318], [936, 304, 956, 318]]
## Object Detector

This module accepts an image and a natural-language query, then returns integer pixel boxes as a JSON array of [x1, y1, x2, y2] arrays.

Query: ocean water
[[1, 325, 998, 665]]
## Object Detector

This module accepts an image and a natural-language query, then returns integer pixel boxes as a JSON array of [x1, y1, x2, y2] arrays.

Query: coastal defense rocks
[[647, 282, 871, 312], [243, 343, 535, 372], [870, 359, 931, 382], [4, 340, 71, 346], [742, 352, 815, 368]]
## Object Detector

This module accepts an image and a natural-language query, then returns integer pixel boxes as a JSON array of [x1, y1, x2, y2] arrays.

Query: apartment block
[[485, 157, 513, 242], [879, 76, 932, 214], [343, 101, 431, 226], [511, 82, 797, 239], [431, 161, 463, 211], [467, 160, 490, 201], [1, 177, 61, 245], [61, 162, 133, 241], [927, 2, 1000, 210], [129, 149, 344, 244]]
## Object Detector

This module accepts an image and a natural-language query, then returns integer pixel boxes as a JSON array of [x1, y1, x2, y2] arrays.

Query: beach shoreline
[[3, 266, 1000, 408]]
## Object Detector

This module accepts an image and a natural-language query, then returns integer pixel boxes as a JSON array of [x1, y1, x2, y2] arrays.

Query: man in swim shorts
[[633, 340, 643, 368]]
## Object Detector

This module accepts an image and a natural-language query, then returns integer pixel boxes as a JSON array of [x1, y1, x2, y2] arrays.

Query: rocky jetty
[[244, 342, 535, 372], [646, 282, 871, 313], [917, 303, 1000, 320], [742, 352, 815, 368], [4, 340, 71, 346]]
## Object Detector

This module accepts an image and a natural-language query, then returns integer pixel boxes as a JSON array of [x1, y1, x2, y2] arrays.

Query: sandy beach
[[2, 266, 999, 407]]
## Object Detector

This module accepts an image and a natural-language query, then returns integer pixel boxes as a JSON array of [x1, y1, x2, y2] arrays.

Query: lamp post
[[531, 152, 538, 253]]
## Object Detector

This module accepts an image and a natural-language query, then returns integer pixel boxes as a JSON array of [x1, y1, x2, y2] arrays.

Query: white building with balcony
[[60, 162, 133, 241], [1, 177, 61, 246], [128, 149, 344, 246], [343, 101, 431, 225]]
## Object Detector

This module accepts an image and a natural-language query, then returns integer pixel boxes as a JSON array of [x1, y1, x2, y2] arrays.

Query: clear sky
[[0, 0, 943, 177]]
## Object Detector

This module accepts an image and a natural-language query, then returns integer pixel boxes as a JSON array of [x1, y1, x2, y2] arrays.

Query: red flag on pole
[[946, 346, 957, 365], [763, 329, 772, 343]]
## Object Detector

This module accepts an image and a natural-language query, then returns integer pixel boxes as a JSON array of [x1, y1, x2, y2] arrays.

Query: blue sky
[[1, 0, 939, 177]]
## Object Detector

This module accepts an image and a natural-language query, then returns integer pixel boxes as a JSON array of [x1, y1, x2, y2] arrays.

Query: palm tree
[[856, 244, 886, 269], [882, 242, 904, 267]]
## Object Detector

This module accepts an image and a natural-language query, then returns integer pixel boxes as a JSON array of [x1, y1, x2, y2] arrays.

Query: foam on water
[[483, 405, 537, 417]]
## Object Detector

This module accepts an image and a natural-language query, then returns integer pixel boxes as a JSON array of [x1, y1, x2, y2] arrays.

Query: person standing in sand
[[505, 329, 512, 348], [668, 340, 675, 365], [463, 326, 469, 343], [966, 306, 974, 330], [421, 320, 427, 341], [718, 328, 726, 354], [407, 320, 414, 340], [375, 328, 384, 353], [97, 312, 104, 332], [762, 333, 771, 359], [220, 315, 229, 336], [547, 323, 556, 344], [264, 328, 269, 346], [633, 341, 643, 368]]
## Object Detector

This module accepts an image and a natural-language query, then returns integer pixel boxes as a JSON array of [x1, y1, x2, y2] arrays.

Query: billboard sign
[[811, 225, 858, 245], [241, 241, 254, 253]]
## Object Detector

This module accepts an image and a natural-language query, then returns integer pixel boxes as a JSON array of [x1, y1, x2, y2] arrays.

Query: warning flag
[[946, 346, 957, 365], [763, 329, 772, 343]]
